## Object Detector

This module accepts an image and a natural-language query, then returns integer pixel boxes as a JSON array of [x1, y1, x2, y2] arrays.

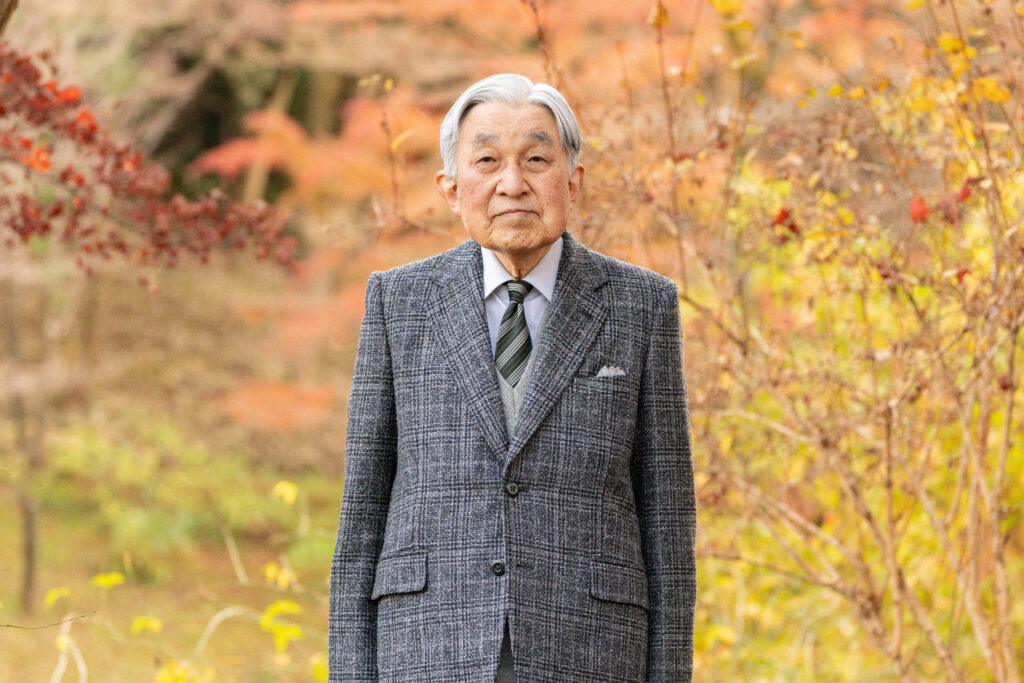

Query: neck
[[494, 244, 551, 279]]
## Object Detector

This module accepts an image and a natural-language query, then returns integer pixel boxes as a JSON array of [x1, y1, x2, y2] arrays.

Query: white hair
[[439, 73, 582, 180]]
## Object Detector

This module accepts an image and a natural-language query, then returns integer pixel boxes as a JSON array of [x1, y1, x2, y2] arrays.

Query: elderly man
[[329, 73, 696, 682]]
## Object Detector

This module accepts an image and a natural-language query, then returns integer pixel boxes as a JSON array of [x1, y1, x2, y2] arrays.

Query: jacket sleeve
[[329, 271, 398, 682], [630, 280, 697, 682]]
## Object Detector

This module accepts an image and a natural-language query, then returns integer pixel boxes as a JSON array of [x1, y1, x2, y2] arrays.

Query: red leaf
[[909, 197, 930, 222], [56, 86, 81, 104], [956, 184, 970, 202]]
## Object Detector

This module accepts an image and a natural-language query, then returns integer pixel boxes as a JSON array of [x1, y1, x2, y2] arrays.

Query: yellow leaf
[[837, 207, 855, 224], [710, 0, 741, 15], [90, 572, 125, 589], [708, 623, 738, 646], [938, 33, 963, 53], [155, 661, 216, 683], [909, 96, 936, 112], [271, 480, 298, 506], [259, 600, 303, 631], [272, 623, 305, 651], [848, 86, 865, 99], [828, 84, 843, 97], [907, 0, 924, 8], [131, 615, 164, 634], [793, 38, 806, 49], [695, 93, 706, 105], [261, 600, 305, 653], [876, 78, 890, 91], [44, 586, 70, 608], [647, 2, 670, 28], [973, 77, 1011, 103], [383, 78, 394, 92], [311, 654, 329, 683], [725, 19, 753, 31], [947, 53, 970, 79], [390, 129, 413, 152]]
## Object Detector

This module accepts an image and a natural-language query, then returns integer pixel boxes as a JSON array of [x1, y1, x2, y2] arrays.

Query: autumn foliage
[[3, 0, 1024, 680], [0, 42, 297, 275]]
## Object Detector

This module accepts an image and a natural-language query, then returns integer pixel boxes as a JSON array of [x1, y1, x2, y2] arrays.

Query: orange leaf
[[909, 197, 930, 222], [56, 87, 82, 104], [22, 147, 52, 172]]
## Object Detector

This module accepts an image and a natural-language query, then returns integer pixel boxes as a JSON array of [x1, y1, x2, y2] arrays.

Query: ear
[[435, 170, 461, 217], [568, 165, 584, 204]]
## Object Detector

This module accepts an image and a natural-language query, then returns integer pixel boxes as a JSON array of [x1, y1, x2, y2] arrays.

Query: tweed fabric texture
[[329, 230, 696, 682]]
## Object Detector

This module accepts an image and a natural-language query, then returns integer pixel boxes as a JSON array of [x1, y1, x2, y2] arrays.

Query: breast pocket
[[567, 374, 639, 450]]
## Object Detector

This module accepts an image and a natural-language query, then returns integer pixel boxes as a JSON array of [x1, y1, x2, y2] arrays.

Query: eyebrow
[[470, 131, 555, 148], [471, 133, 498, 148]]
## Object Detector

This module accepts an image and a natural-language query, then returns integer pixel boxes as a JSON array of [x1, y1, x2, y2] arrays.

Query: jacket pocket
[[589, 558, 649, 611], [371, 550, 428, 601]]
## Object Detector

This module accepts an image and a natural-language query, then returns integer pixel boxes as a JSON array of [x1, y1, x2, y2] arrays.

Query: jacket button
[[504, 482, 519, 496], [491, 561, 506, 576]]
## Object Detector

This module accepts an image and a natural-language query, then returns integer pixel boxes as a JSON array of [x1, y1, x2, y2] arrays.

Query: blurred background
[[2, 0, 1022, 680]]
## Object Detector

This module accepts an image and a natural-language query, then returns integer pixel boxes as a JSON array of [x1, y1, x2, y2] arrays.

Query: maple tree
[[0, 42, 297, 276]]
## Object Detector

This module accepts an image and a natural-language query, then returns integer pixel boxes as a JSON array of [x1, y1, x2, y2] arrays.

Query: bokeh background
[[2, 0, 1023, 680]]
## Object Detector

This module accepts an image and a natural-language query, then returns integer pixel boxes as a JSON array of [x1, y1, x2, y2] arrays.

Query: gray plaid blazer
[[329, 230, 696, 682]]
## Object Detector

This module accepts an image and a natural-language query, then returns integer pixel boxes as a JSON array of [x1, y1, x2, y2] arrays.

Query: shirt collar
[[481, 236, 563, 302]]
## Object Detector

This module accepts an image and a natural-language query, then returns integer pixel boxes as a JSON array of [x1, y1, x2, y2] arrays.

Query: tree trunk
[[0, 0, 18, 38], [2, 276, 44, 615]]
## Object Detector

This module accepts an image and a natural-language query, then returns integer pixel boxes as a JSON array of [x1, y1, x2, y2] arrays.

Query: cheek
[[458, 178, 489, 204]]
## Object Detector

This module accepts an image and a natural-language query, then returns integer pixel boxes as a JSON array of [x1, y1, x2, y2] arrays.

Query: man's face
[[436, 101, 583, 264]]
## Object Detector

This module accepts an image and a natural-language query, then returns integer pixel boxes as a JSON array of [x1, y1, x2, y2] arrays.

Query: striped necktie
[[495, 279, 534, 387]]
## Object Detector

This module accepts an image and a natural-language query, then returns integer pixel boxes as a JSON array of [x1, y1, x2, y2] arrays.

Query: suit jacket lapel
[[428, 239, 510, 460], [506, 230, 609, 468]]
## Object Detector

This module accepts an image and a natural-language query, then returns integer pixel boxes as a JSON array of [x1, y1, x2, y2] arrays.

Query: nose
[[496, 162, 527, 196]]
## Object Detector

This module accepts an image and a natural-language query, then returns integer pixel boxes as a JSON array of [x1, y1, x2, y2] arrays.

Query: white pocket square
[[596, 365, 626, 377]]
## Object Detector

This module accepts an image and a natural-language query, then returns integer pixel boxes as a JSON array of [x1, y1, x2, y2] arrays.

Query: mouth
[[495, 209, 534, 217]]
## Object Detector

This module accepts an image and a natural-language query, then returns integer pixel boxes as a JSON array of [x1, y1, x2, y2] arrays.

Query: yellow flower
[[271, 480, 298, 505]]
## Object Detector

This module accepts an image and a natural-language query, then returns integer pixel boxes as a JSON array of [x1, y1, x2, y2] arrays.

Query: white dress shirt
[[481, 236, 563, 357]]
